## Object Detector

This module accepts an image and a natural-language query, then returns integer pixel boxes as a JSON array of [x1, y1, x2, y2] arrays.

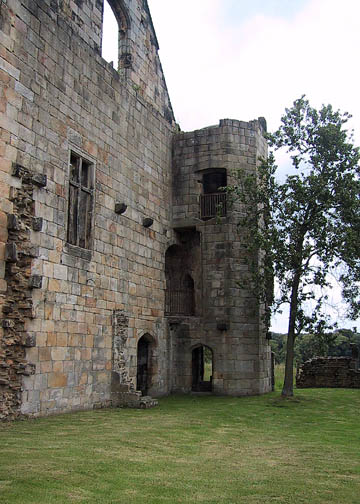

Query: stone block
[[24, 333, 36, 347], [32, 217, 43, 231], [7, 214, 19, 230], [5, 242, 17, 262], [29, 275, 42, 289], [48, 372, 68, 388], [2, 318, 15, 328], [32, 173, 47, 187]]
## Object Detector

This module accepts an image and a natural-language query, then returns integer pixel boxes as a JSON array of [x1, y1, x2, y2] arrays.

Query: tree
[[228, 97, 360, 397]]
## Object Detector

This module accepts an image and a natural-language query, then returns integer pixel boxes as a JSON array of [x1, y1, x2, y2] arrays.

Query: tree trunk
[[282, 270, 301, 397]]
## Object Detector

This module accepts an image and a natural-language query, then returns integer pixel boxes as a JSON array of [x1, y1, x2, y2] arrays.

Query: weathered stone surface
[[142, 217, 154, 228], [24, 333, 36, 348], [32, 174, 47, 188], [5, 243, 18, 263], [114, 203, 127, 215], [48, 373, 67, 388], [0, 170, 38, 419], [32, 218, 43, 232], [29, 275, 42, 289], [296, 356, 360, 389], [0, 0, 271, 420], [7, 215, 19, 231]]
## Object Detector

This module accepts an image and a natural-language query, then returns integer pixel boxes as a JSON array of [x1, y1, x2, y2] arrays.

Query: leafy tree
[[270, 332, 287, 364], [271, 329, 360, 364], [228, 97, 360, 396], [295, 331, 337, 363], [327, 328, 360, 357]]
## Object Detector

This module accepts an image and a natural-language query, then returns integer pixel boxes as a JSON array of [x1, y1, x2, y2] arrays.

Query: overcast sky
[[103, 0, 360, 333], [147, 0, 360, 141]]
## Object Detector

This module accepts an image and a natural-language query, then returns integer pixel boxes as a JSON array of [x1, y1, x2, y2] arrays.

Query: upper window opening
[[67, 152, 94, 250], [203, 170, 227, 194], [102, 0, 119, 70], [200, 170, 227, 219]]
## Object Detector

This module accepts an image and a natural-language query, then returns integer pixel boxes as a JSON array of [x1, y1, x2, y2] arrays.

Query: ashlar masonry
[[0, 0, 272, 419]]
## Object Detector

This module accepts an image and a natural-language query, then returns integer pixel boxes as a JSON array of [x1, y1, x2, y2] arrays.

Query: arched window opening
[[200, 169, 227, 220], [136, 334, 154, 396], [192, 345, 213, 392], [102, 0, 119, 69], [165, 245, 195, 316]]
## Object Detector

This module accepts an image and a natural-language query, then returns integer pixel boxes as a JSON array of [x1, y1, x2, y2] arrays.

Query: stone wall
[[170, 119, 272, 396], [296, 355, 360, 389], [1, 0, 272, 419], [0, 165, 44, 419], [0, 0, 176, 418]]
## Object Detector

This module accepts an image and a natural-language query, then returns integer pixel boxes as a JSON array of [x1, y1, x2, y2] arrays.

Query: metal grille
[[200, 193, 227, 219], [165, 289, 195, 316]]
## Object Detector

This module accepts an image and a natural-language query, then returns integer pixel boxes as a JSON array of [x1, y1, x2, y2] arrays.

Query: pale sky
[[103, 0, 360, 333], [147, 0, 360, 142]]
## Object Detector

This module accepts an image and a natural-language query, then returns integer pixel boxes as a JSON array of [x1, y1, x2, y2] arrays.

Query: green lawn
[[1, 377, 359, 503]]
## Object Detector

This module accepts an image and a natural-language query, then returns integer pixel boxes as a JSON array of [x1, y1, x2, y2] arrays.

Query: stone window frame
[[199, 169, 227, 220], [102, 0, 131, 70], [64, 147, 96, 261], [106, 0, 130, 39], [202, 169, 227, 195]]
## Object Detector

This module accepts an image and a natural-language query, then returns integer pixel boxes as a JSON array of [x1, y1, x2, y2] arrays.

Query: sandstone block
[[48, 372, 67, 388]]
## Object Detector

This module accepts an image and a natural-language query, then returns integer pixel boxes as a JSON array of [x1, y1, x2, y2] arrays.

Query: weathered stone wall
[[0, 0, 176, 418], [1, 0, 272, 419], [0, 165, 45, 419], [170, 120, 272, 396], [296, 356, 360, 389]]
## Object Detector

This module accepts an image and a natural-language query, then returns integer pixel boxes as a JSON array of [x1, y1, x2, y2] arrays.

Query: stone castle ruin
[[0, 0, 272, 419]]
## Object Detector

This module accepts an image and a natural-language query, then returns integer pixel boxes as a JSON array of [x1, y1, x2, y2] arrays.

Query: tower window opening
[[200, 170, 227, 219]]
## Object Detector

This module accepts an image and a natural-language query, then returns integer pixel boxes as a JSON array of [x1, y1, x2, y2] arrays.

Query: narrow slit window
[[67, 152, 94, 250]]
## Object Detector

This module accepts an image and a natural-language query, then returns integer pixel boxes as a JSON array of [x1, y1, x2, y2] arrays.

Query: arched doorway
[[192, 345, 213, 392], [136, 334, 154, 395]]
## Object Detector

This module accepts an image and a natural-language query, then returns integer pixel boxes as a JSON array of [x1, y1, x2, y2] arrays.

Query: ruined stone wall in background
[[296, 356, 360, 389]]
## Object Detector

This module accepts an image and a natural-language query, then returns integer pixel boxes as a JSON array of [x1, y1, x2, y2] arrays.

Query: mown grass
[[1, 371, 359, 503]]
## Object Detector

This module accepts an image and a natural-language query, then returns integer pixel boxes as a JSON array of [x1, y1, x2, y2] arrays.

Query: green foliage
[[271, 328, 360, 364], [270, 332, 287, 364], [228, 96, 360, 395]]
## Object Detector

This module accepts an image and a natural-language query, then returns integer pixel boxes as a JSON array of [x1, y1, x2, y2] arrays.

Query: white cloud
[[149, 0, 360, 143], [147, 0, 360, 333]]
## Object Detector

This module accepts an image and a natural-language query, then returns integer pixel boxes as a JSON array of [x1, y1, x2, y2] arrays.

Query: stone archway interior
[[192, 345, 213, 392], [137, 336, 150, 395]]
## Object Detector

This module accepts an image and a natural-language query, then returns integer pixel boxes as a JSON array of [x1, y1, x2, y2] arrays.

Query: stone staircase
[[111, 372, 158, 409]]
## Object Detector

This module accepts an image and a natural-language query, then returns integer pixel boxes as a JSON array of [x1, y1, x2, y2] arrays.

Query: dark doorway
[[192, 345, 213, 392], [137, 336, 150, 395]]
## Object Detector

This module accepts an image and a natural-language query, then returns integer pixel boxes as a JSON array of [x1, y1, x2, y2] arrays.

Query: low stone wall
[[296, 356, 360, 389]]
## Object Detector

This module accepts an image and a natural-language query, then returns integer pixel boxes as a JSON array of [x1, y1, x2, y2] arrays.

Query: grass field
[[1, 370, 359, 503]]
